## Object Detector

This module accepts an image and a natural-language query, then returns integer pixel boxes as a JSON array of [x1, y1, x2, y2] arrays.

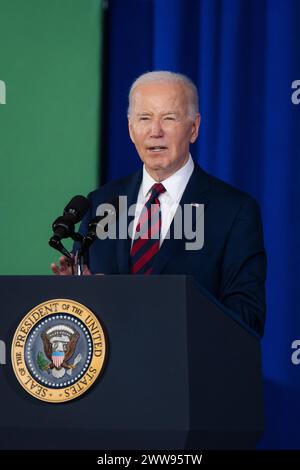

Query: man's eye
[[140, 117, 150, 121], [165, 116, 176, 120]]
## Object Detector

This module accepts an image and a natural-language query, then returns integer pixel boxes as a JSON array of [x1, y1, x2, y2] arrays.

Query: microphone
[[79, 198, 119, 255], [49, 195, 90, 256], [63, 195, 90, 224]]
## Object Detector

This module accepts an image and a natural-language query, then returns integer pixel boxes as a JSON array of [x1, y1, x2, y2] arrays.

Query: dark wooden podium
[[0, 275, 263, 449]]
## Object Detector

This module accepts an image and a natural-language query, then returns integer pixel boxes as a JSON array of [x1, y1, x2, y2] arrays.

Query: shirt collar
[[142, 154, 194, 202]]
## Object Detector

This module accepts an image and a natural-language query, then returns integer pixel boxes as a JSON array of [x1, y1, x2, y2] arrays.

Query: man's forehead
[[131, 82, 189, 109]]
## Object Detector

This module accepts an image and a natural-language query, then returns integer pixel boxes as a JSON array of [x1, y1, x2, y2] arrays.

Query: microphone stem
[[74, 250, 84, 276]]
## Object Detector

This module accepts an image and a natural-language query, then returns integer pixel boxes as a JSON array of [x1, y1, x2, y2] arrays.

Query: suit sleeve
[[219, 197, 267, 337]]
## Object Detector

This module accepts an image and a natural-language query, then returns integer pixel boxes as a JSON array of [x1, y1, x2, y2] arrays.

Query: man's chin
[[145, 162, 168, 172], [144, 155, 169, 168]]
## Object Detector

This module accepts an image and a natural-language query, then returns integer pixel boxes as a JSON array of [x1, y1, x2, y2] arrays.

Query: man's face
[[128, 81, 200, 181]]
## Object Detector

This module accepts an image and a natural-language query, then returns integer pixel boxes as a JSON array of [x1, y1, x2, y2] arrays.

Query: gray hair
[[127, 71, 199, 119]]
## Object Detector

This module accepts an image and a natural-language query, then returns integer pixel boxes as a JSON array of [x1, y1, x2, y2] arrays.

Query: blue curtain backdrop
[[102, 0, 300, 448]]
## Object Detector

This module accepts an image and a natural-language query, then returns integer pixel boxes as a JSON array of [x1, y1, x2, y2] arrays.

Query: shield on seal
[[52, 351, 65, 368]]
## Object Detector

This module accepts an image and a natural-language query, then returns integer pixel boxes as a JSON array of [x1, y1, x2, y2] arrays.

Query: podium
[[0, 275, 263, 449]]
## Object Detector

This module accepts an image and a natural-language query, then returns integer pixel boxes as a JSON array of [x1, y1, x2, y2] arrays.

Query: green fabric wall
[[0, 0, 102, 274]]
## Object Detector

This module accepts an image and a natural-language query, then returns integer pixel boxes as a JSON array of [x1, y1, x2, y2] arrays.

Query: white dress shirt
[[132, 154, 194, 246]]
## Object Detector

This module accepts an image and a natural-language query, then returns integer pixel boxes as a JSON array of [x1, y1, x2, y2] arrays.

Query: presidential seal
[[11, 299, 106, 403]]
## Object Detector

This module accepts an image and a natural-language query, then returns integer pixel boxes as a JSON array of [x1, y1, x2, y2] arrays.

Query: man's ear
[[128, 118, 135, 144], [190, 114, 201, 144]]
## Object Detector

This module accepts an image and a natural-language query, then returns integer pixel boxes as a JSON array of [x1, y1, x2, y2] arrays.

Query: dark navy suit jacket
[[77, 163, 267, 337]]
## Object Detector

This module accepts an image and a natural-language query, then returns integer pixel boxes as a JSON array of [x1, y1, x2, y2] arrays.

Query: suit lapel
[[151, 164, 211, 274], [116, 169, 142, 273]]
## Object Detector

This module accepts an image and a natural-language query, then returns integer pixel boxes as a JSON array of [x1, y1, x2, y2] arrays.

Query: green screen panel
[[0, 0, 103, 274]]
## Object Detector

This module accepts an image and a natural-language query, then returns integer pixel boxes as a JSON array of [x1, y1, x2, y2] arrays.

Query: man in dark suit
[[51, 71, 266, 337]]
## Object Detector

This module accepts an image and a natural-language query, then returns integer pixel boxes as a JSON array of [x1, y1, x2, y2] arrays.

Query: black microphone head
[[52, 215, 74, 240], [63, 195, 90, 224]]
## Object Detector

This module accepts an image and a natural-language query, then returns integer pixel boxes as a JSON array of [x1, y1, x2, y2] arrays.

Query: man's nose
[[150, 119, 164, 137]]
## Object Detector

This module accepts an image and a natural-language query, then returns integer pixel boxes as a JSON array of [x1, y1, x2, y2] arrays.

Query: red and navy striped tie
[[130, 183, 166, 274]]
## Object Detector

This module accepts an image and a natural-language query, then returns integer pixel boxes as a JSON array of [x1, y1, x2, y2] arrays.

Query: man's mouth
[[147, 146, 168, 153]]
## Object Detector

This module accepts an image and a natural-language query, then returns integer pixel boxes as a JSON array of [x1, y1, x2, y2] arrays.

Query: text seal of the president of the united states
[[11, 299, 106, 403]]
